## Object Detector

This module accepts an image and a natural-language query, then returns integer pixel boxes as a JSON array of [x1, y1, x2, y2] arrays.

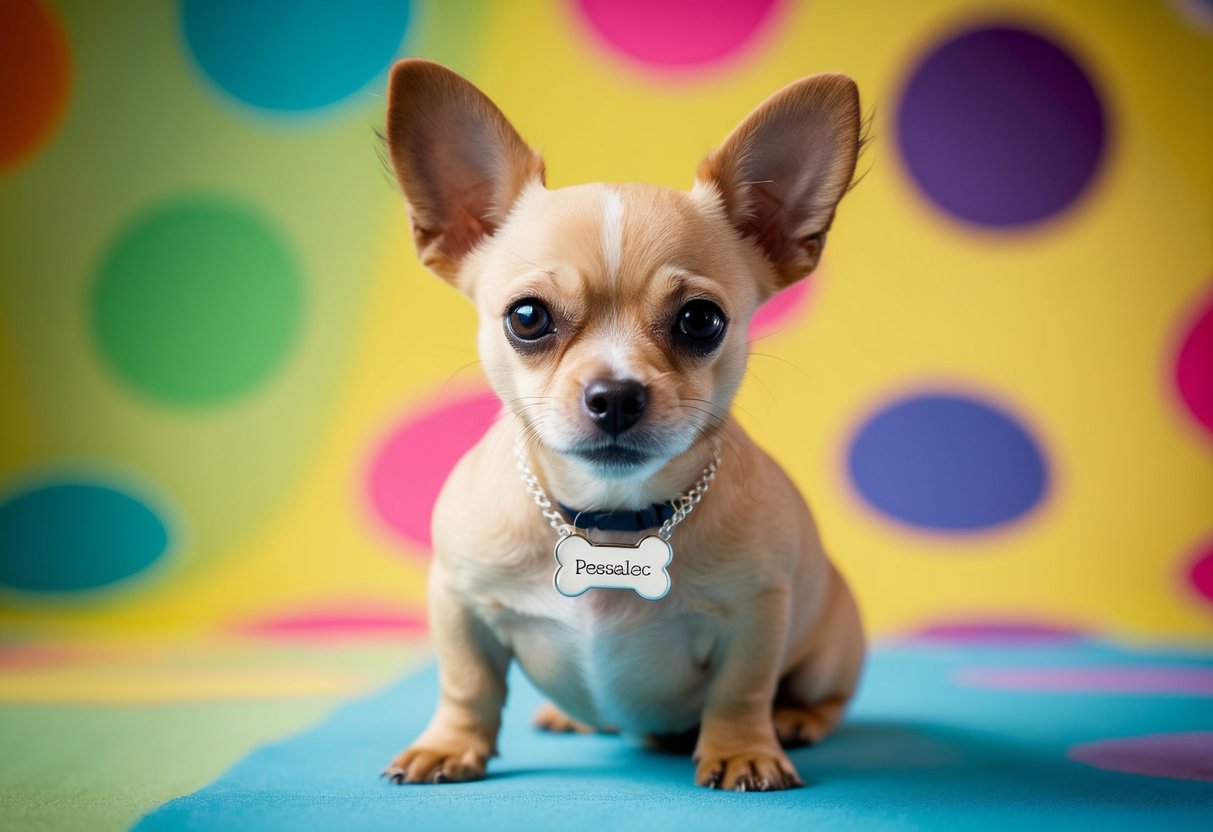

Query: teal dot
[[182, 0, 413, 112], [92, 197, 303, 405], [0, 482, 170, 592]]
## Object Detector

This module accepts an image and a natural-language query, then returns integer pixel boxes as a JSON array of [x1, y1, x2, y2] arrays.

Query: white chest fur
[[476, 560, 719, 735]]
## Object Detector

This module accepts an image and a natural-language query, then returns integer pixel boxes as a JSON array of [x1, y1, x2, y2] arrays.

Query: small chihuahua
[[382, 60, 865, 792]]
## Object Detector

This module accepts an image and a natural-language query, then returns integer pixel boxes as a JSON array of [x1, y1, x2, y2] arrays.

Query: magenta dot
[[573, 0, 784, 73], [366, 388, 502, 552], [1069, 733, 1213, 783], [897, 25, 1107, 226], [1175, 286, 1213, 436], [1187, 538, 1213, 605], [233, 603, 427, 641], [907, 619, 1086, 645], [751, 279, 812, 340]]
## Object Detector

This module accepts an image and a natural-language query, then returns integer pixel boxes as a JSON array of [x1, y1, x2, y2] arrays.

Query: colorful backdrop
[[1, 0, 1211, 646]]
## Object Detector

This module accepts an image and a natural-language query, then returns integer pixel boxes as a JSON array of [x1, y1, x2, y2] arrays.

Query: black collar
[[556, 500, 675, 533]]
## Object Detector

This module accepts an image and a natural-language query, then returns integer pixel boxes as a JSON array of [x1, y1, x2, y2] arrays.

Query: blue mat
[[135, 642, 1213, 831]]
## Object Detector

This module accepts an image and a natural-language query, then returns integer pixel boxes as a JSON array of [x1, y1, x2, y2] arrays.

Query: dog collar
[[515, 439, 721, 602], [556, 501, 675, 533]]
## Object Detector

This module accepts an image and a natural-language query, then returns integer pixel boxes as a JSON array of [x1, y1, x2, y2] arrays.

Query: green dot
[[92, 197, 303, 405]]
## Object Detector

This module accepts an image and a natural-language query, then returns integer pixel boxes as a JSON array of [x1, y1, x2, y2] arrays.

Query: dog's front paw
[[382, 743, 488, 785], [693, 746, 804, 792]]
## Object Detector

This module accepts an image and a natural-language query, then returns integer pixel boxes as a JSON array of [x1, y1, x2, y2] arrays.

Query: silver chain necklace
[[514, 438, 721, 600]]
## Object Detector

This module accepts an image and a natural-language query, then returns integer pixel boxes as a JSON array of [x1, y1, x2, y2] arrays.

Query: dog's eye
[[674, 299, 727, 352], [506, 299, 554, 341]]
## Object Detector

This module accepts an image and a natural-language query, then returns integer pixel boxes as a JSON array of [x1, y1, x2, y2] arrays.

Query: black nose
[[583, 378, 647, 437]]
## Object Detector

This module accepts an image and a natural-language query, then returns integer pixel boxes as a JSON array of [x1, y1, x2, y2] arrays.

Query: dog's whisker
[[747, 350, 812, 380], [742, 367, 775, 401], [679, 398, 761, 430], [435, 359, 485, 399], [679, 397, 747, 423], [678, 405, 726, 428]]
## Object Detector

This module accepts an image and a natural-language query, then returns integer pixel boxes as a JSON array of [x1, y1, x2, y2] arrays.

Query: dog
[[381, 59, 866, 792]]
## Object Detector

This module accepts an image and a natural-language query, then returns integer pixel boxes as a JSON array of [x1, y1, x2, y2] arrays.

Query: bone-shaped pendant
[[553, 534, 673, 601]]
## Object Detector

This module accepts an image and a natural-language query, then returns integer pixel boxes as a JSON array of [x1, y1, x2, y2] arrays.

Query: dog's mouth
[[568, 442, 654, 472]]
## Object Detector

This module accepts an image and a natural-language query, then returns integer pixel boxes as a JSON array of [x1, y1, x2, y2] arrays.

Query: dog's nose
[[583, 378, 647, 437]]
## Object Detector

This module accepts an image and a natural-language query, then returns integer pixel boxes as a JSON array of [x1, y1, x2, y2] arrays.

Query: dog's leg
[[772, 696, 848, 748], [384, 570, 509, 784], [693, 588, 802, 791], [532, 702, 616, 734], [774, 565, 865, 748]]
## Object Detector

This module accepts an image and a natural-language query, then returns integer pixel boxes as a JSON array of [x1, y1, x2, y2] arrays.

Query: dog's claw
[[696, 751, 803, 792]]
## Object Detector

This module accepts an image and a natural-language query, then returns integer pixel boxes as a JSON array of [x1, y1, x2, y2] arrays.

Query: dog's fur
[[381, 60, 866, 792]]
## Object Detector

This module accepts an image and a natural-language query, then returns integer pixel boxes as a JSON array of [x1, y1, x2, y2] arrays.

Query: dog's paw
[[773, 698, 845, 748], [532, 702, 601, 734], [693, 748, 804, 792], [381, 744, 488, 785]]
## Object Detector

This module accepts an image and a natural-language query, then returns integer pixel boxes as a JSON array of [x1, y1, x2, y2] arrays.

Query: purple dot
[[847, 392, 1048, 531], [1069, 733, 1213, 783], [955, 667, 1213, 697], [897, 25, 1108, 226]]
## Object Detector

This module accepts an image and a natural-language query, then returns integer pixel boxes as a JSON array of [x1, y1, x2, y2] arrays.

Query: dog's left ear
[[697, 73, 862, 291], [385, 59, 545, 285]]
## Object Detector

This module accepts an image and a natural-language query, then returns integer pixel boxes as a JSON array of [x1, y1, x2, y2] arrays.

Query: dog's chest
[[474, 563, 720, 735]]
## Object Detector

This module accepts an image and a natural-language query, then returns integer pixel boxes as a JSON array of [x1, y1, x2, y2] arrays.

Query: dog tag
[[553, 534, 672, 601]]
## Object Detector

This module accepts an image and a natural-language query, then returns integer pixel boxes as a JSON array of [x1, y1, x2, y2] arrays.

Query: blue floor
[[135, 641, 1213, 831]]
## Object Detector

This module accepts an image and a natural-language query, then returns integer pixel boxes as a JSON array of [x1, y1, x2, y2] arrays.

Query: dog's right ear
[[385, 60, 545, 285]]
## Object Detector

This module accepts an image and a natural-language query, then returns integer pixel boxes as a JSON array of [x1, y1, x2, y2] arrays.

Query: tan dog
[[381, 59, 866, 792]]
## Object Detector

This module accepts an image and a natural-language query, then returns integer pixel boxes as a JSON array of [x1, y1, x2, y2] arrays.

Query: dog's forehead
[[495, 182, 737, 298]]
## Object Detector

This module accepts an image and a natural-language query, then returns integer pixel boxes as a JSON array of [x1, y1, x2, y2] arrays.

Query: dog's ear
[[385, 59, 545, 284], [697, 73, 862, 291]]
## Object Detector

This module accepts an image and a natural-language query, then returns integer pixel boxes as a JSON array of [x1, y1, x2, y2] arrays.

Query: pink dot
[[954, 667, 1213, 697], [1069, 733, 1213, 783], [366, 388, 502, 552], [1175, 284, 1213, 436], [232, 602, 427, 641], [905, 619, 1087, 645], [750, 279, 813, 340], [573, 0, 785, 74], [1186, 537, 1213, 605]]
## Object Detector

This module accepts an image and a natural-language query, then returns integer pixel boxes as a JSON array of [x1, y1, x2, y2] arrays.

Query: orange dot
[[0, 0, 70, 172]]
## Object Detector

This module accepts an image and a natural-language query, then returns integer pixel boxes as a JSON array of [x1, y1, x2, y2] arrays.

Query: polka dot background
[[574, 0, 787, 76], [181, 0, 413, 112], [0, 0, 1210, 644], [0, 481, 171, 592], [0, 0, 70, 172], [92, 197, 303, 405], [896, 24, 1107, 227]]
